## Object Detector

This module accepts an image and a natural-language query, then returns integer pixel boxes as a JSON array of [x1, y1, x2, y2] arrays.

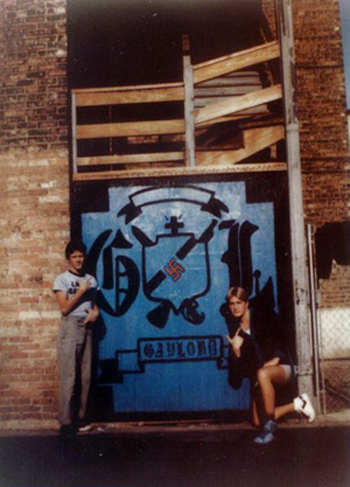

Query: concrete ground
[[0, 413, 349, 487]]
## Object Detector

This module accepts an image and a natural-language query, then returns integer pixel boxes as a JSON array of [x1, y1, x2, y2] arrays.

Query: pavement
[[0, 413, 349, 487]]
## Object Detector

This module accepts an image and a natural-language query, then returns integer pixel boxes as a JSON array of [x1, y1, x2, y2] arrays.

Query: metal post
[[306, 224, 323, 413], [275, 0, 314, 396]]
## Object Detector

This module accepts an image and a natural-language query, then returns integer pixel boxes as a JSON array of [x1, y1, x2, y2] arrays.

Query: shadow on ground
[[0, 427, 349, 487]]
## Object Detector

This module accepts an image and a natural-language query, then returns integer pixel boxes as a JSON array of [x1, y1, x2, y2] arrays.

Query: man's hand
[[55, 277, 93, 316], [226, 327, 244, 358], [83, 305, 99, 324], [79, 277, 92, 293]]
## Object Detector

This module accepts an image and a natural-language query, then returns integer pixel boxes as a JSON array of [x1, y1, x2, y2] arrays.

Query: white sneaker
[[294, 393, 316, 423], [78, 419, 93, 432]]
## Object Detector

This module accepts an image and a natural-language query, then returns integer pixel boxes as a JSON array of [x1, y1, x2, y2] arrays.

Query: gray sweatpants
[[57, 316, 92, 426]]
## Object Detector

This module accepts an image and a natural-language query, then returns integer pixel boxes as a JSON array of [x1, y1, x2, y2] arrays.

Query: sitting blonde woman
[[226, 287, 315, 444]]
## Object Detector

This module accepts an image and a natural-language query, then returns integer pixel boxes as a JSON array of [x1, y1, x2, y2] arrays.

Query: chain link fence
[[318, 261, 350, 413]]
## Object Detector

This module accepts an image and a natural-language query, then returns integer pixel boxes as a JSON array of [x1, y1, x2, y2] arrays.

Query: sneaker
[[254, 420, 277, 445], [78, 419, 93, 432], [59, 424, 76, 440], [294, 393, 316, 423]]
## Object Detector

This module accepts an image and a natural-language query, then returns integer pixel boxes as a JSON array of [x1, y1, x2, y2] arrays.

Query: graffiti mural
[[81, 181, 279, 414]]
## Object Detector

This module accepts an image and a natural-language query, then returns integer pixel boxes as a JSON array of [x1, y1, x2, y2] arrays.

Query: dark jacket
[[227, 307, 290, 390]]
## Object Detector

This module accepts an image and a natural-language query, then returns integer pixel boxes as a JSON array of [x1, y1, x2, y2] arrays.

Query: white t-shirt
[[53, 270, 99, 318]]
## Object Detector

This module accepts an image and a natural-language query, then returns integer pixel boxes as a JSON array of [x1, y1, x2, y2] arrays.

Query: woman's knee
[[257, 367, 270, 384]]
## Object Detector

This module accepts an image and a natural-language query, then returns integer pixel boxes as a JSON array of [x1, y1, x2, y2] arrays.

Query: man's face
[[68, 250, 85, 274], [228, 296, 249, 319]]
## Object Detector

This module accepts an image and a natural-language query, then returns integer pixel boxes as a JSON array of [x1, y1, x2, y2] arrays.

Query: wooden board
[[76, 119, 185, 139], [194, 86, 260, 97], [195, 85, 282, 125], [75, 84, 184, 106], [196, 125, 285, 166], [196, 74, 261, 88], [77, 152, 184, 166], [73, 162, 287, 181], [194, 111, 268, 128], [193, 41, 280, 84]]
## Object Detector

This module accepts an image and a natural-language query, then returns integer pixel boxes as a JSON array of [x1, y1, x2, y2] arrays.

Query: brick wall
[[263, 0, 350, 225], [292, 0, 350, 225], [0, 0, 69, 421], [291, 0, 350, 325], [0, 0, 68, 150]]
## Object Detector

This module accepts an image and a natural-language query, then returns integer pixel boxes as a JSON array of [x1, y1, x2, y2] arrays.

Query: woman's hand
[[226, 327, 245, 358]]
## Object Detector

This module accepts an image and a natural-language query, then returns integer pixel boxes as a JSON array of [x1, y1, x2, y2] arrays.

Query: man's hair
[[226, 286, 249, 303], [65, 239, 87, 260]]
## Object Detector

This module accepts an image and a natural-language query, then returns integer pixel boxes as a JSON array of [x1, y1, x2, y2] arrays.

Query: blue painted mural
[[81, 181, 278, 414]]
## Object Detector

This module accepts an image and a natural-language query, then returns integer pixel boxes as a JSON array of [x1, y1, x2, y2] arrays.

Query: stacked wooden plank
[[72, 40, 286, 181]]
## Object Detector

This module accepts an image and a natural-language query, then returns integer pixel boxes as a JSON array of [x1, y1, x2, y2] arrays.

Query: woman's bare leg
[[275, 402, 295, 420], [251, 397, 260, 428], [256, 365, 292, 421]]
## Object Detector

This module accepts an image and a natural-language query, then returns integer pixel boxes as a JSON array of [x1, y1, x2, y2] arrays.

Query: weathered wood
[[76, 119, 185, 139], [196, 74, 261, 88], [73, 81, 184, 93], [195, 84, 282, 125], [195, 99, 268, 111], [75, 84, 184, 106], [77, 152, 184, 166], [71, 40, 283, 180], [73, 161, 287, 182], [194, 111, 268, 127], [127, 135, 159, 145], [196, 125, 285, 166], [193, 41, 280, 84], [71, 92, 78, 174], [194, 86, 259, 97], [238, 114, 284, 129], [183, 35, 196, 167]]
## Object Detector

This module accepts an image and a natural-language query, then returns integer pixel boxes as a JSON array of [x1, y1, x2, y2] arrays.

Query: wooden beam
[[193, 41, 280, 84], [194, 111, 268, 128], [73, 162, 287, 182], [73, 81, 183, 94], [77, 152, 184, 166], [183, 34, 196, 167], [195, 99, 269, 112], [197, 73, 261, 88], [195, 85, 282, 125], [76, 119, 185, 139], [194, 86, 259, 97], [71, 92, 78, 175], [196, 125, 285, 166], [75, 85, 184, 106]]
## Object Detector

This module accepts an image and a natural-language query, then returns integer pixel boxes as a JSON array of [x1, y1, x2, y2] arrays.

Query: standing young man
[[53, 240, 99, 439]]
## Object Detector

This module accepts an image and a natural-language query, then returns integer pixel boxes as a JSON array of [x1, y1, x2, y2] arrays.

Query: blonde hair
[[226, 286, 249, 303]]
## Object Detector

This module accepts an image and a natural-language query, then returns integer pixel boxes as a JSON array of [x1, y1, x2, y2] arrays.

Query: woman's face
[[228, 296, 249, 319]]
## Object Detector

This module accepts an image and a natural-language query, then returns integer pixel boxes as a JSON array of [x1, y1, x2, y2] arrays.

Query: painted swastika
[[164, 259, 185, 282]]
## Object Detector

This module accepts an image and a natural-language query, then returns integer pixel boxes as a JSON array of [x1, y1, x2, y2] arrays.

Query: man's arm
[[55, 278, 92, 316]]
